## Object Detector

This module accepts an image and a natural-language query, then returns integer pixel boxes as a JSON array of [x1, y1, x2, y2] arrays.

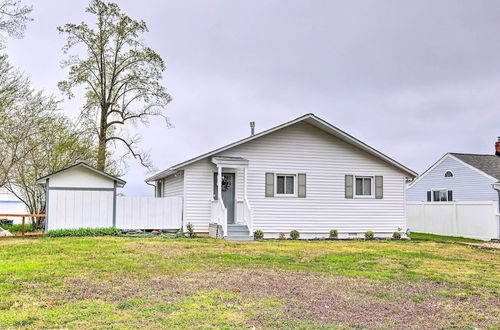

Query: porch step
[[225, 224, 253, 241], [225, 235, 254, 241]]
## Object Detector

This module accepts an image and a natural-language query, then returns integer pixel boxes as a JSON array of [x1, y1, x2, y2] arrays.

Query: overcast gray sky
[[5, 0, 500, 196]]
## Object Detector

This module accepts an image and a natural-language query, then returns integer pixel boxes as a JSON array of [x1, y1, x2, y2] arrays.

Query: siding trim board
[[48, 187, 115, 191]]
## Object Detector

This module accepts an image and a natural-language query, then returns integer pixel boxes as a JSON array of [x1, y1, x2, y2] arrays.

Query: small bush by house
[[47, 227, 120, 237], [392, 232, 402, 240], [329, 229, 338, 239], [290, 230, 300, 240], [253, 230, 264, 240], [278, 232, 286, 240], [364, 231, 375, 240], [185, 223, 196, 238]]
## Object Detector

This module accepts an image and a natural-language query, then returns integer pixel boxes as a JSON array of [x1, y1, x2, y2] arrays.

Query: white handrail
[[219, 199, 227, 237], [211, 199, 227, 237], [244, 198, 253, 235]]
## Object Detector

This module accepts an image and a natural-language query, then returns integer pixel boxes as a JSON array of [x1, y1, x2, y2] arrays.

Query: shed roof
[[146, 113, 417, 182], [36, 162, 126, 187], [450, 153, 500, 180]]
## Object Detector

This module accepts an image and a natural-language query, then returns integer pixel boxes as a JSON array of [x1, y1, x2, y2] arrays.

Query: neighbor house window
[[355, 176, 373, 197], [276, 174, 295, 196], [432, 190, 450, 202], [444, 171, 453, 178]]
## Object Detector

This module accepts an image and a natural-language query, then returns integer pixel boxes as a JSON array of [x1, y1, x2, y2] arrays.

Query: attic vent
[[444, 171, 453, 178]]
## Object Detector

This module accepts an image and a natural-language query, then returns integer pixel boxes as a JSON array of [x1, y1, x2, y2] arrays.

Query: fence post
[[22, 216, 25, 236], [453, 201, 458, 236]]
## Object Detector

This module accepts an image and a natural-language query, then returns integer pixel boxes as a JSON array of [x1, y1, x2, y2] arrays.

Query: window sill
[[353, 195, 375, 199]]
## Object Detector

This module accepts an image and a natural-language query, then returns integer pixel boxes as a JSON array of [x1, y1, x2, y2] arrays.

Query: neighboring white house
[[0, 188, 27, 223], [406, 152, 500, 203], [146, 113, 417, 240], [406, 145, 500, 240]]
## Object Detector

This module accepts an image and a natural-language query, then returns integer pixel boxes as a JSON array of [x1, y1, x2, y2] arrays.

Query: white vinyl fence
[[47, 193, 183, 231], [406, 201, 500, 240], [116, 196, 183, 230]]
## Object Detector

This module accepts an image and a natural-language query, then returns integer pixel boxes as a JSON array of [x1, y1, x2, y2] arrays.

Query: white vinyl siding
[[182, 121, 408, 234], [406, 156, 498, 202], [162, 171, 184, 197]]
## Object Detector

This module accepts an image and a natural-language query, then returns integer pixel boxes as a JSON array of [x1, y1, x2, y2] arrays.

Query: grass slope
[[409, 232, 484, 243], [0, 237, 498, 328]]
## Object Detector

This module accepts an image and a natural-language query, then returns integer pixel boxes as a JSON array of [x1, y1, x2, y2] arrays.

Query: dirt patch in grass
[[55, 268, 498, 328]]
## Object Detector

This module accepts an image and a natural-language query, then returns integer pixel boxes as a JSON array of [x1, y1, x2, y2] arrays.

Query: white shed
[[36, 163, 126, 232]]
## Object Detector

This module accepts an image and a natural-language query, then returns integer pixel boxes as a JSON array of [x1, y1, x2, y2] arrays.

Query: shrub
[[253, 230, 264, 240], [364, 231, 375, 240], [290, 230, 300, 240], [47, 227, 120, 237], [278, 232, 286, 240], [186, 222, 196, 238], [329, 229, 338, 239], [392, 232, 402, 240], [1, 223, 35, 233]]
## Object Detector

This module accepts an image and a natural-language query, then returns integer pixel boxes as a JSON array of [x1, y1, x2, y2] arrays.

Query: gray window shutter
[[427, 191, 431, 202], [265, 173, 274, 197], [298, 173, 306, 198], [375, 176, 383, 199], [345, 175, 353, 199], [448, 190, 453, 201]]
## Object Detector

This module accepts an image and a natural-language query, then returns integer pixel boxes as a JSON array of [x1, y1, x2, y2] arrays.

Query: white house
[[407, 152, 500, 203], [146, 113, 417, 240], [406, 142, 500, 240]]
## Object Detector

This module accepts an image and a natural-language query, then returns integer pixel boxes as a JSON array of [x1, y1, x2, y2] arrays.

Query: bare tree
[[0, 93, 96, 229], [0, 54, 31, 186], [57, 0, 171, 172], [0, 0, 32, 47]]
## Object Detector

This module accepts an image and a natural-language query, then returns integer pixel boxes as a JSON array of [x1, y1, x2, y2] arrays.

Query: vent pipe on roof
[[250, 122, 255, 136]]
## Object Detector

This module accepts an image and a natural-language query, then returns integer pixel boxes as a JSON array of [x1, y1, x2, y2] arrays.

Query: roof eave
[[36, 162, 127, 186]]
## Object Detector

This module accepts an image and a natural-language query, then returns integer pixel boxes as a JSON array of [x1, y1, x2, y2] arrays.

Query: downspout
[[146, 180, 156, 196]]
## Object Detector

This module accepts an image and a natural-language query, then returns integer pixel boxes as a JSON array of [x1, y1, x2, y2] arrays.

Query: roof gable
[[36, 162, 126, 187], [407, 153, 499, 188], [450, 153, 500, 180], [146, 113, 417, 181]]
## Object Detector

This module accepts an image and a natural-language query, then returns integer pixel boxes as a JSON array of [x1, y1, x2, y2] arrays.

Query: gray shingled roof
[[450, 153, 500, 180]]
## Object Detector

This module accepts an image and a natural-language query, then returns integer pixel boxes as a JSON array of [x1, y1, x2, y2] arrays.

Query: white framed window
[[275, 174, 296, 196], [354, 176, 374, 197], [432, 190, 449, 202], [444, 170, 453, 178]]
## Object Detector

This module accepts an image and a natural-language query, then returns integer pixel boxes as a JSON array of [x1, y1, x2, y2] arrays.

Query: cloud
[[5, 0, 500, 196]]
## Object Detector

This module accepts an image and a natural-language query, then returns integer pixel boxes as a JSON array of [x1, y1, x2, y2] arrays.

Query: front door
[[214, 173, 235, 224]]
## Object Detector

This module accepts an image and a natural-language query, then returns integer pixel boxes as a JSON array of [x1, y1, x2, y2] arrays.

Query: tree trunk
[[96, 106, 108, 171]]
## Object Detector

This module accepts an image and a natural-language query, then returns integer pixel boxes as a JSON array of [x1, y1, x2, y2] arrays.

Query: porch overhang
[[211, 156, 249, 169]]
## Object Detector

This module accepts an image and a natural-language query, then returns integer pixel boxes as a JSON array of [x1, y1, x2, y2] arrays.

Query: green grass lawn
[[409, 232, 484, 243], [0, 237, 498, 328]]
